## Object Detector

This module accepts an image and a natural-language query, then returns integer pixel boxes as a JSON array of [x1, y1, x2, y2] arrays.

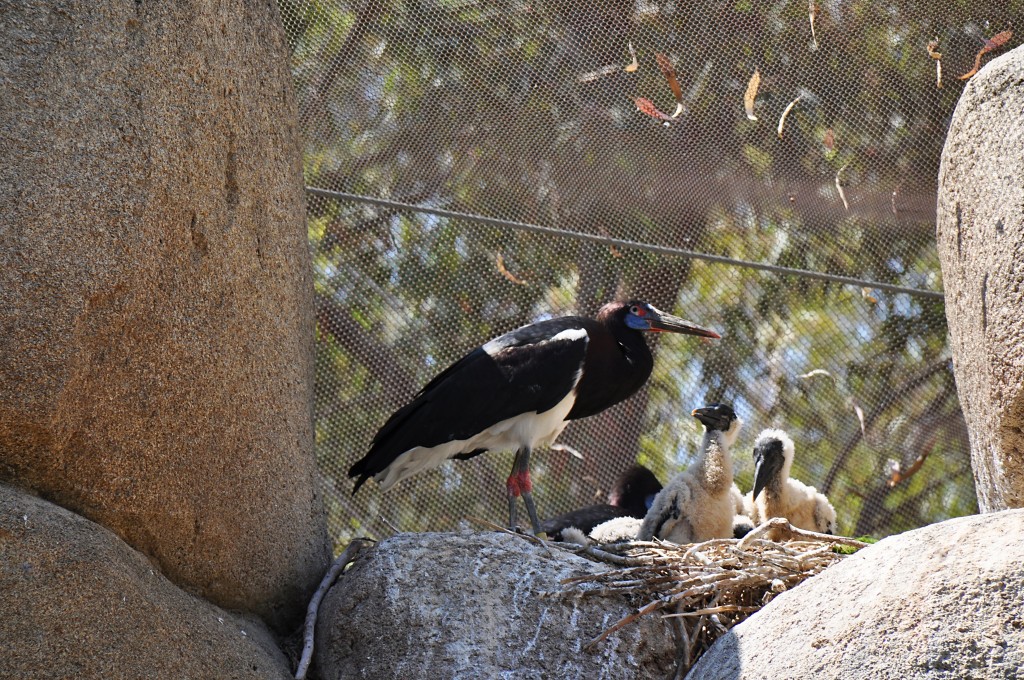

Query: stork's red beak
[[647, 306, 721, 339]]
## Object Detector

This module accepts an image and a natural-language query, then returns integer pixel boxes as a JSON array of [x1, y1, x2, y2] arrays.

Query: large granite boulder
[[314, 531, 676, 679], [936, 46, 1024, 512], [688, 510, 1024, 679], [0, 482, 292, 679], [0, 0, 329, 630]]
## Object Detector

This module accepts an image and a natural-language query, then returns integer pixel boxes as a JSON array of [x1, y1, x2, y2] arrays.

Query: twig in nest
[[683, 538, 733, 564], [564, 523, 868, 677], [670, 617, 689, 680], [662, 604, 760, 618], [584, 596, 669, 649], [295, 538, 372, 680], [576, 544, 647, 566], [739, 517, 870, 550]]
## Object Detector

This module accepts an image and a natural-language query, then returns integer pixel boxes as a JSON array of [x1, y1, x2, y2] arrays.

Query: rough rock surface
[[0, 482, 292, 679], [0, 0, 329, 630], [688, 510, 1024, 680], [936, 45, 1024, 512], [315, 531, 676, 679]]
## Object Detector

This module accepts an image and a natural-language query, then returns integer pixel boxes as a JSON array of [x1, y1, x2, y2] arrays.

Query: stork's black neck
[[566, 318, 654, 420]]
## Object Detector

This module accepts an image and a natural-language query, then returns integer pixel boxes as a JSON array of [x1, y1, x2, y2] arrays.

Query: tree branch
[[822, 357, 951, 495], [314, 295, 418, 405]]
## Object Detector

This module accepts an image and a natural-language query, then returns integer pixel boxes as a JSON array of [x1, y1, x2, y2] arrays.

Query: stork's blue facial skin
[[625, 309, 652, 331], [624, 302, 722, 338]]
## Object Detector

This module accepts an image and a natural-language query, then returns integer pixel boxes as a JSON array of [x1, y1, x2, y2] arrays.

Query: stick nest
[[557, 518, 870, 677]]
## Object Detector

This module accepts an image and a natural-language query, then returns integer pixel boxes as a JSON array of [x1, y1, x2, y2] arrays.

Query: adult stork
[[348, 300, 721, 535]]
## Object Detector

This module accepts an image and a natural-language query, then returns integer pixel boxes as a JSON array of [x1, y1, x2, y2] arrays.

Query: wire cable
[[306, 187, 945, 301]]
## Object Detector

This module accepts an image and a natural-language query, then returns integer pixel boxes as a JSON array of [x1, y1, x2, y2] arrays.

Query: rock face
[[315, 531, 676, 679], [688, 510, 1024, 680], [0, 483, 292, 679], [936, 46, 1024, 512], [0, 0, 329, 630]]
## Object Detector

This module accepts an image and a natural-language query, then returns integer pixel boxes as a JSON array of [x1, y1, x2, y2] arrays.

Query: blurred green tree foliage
[[280, 0, 1019, 547]]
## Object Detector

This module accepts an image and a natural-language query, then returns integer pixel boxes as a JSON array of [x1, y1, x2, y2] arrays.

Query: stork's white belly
[[376, 387, 579, 490]]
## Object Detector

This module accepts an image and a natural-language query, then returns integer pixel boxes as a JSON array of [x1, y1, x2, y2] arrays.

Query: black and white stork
[[348, 300, 721, 535]]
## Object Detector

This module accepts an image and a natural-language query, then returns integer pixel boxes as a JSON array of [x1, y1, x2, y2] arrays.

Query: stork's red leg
[[506, 450, 524, 531], [515, 447, 543, 535]]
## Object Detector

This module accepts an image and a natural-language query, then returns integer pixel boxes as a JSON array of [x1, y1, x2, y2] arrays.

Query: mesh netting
[[279, 0, 1019, 548]]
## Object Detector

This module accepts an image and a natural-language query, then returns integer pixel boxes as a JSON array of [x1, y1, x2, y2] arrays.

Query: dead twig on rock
[[378, 513, 401, 534], [295, 538, 372, 680], [465, 516, 553, 556]]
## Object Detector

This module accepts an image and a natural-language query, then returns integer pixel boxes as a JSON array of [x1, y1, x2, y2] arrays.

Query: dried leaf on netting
[[853, 402, 866, 435], [634, 97, 673, 125], [624, 41, 639, 73], [886, 458, 901, 485], [496, 253, 528, 285], [835, 163, 850, 211], [958, 61, 980, 81], [655, 53, 684, 104], [609, 244, 624, 258], [777, 96, 801, 139], [577, 64, 619, 83], [823, 128, 835, 150], [959, 29, 1013, 80], [927, 37, 943, 88], [983, 29, 1013, 50], [797, 368, 834, 381], [809, 0, 819, 50], [861, 287, 878, 304], [888, 448, 931, 487], [744, 68, 761, 121]]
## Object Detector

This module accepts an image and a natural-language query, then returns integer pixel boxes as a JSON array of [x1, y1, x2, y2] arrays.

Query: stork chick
[[588, 515, 644, 543], [747, 429, 838, 537], [637, 403, 742, 544], [557, 515, 645, 545], [540, 465, 662, 541], [731, 484, 754, 538]]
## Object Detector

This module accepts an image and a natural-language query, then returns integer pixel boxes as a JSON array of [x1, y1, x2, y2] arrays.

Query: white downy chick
[[638, 404, 742, 544], [747, 428, 838, 537]]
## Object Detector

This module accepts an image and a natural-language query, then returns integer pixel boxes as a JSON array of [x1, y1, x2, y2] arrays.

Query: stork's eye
[[630, 305, 645, 316]]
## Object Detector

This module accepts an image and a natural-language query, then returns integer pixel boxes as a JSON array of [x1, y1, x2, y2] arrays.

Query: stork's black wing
[[540, 504, 632, 541], [349, 316, 592, 488]]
